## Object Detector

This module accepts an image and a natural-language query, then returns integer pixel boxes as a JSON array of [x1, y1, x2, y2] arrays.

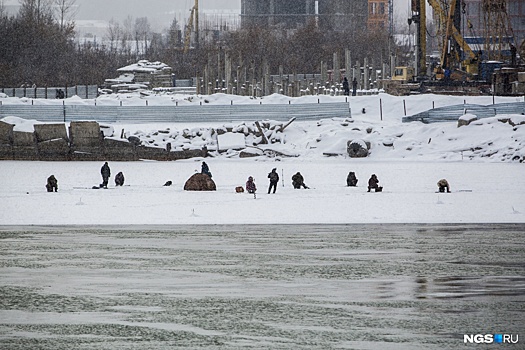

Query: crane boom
[[183, 0, 199, 54]]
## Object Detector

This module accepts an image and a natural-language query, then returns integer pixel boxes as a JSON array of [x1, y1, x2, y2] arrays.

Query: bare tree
[[53, 0, 77, 30], [105, 18, 122, 53], [134, 17, 150, 58]]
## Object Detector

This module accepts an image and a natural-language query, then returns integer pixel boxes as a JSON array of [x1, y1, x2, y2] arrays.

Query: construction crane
[[183, 0, 199, 54]]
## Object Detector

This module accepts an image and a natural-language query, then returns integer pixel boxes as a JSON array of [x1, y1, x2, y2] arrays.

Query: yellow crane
[[184, 0, 199, 54], [411, 0, 480, 80]]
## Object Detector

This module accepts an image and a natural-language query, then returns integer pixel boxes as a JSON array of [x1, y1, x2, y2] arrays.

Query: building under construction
[[240, 0, 369, 32], [461, 0, 525, 52]]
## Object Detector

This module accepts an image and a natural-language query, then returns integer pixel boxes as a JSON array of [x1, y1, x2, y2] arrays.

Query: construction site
[[176, 0, 525, 97], [388, 0, 525, 95]]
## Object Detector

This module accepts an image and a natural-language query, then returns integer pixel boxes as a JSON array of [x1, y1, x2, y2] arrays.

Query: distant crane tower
[[184, 0, 199, 54], [482, 0, 515, 60], [388, 0, 394, 36]]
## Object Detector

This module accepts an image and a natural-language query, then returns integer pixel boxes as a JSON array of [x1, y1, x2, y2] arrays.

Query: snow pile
[[2, 92, 524, 163]]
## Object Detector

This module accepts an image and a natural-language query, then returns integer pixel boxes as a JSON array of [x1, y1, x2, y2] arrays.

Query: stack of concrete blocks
[[34, 124, 70, 161], [69, 121, 105, 161], [0, 119, 209, 161], [0, 121, 14, 159]]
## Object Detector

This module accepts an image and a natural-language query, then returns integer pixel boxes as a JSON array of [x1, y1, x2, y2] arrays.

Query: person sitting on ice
[[437, 179, 451, 193], [115, 172, 125, 186], [367, 174, 382, 192], [201, 161, 212, 178], [46, 175, 58, 192], [292, 172, 309, 189], [346, 172, 358, 187], [246, 176, 257, 194]]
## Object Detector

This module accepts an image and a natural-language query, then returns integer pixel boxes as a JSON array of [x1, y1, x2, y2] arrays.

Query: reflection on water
[[0, 224, 524, 349]]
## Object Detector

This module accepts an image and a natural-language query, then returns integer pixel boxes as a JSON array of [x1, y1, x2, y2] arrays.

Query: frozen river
[[0, 224, 524, 349]]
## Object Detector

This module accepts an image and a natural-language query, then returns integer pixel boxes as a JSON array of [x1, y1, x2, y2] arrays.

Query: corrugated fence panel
[[1, 85, 98, 99], [403, 102, 524, 123], [0, 102, 351, 124]]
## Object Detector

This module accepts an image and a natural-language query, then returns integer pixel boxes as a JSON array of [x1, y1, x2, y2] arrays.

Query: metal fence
[[0, 102, 351, 123], [0, 85, 98, 99], [403, 102, 525, 123]]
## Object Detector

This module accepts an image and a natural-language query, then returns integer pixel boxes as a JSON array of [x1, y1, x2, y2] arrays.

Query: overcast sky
[[5, 0, 414, 32]]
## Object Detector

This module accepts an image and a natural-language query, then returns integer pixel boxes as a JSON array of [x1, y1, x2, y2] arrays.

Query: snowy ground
[[0, 159, 524, 225], [1, 92, 524, 225]]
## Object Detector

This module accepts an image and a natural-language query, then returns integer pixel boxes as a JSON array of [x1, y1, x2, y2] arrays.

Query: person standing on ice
[[201, 161, 212, 178], [267, 168, 279, 194], [367, 174, 382, 192], [246, 176, 257, 194], [292, 172, 309, 189], [342, 77, 350, 96], [437, 179, 451, 193], [115, 172, 125, 186], [100, 162, 111, 188]]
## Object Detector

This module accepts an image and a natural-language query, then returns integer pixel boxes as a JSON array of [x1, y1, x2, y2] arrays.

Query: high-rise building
[[240, 0, 369, 32]]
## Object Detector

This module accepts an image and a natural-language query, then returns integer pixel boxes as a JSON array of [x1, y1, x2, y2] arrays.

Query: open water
[[0, 224, 524, 349]]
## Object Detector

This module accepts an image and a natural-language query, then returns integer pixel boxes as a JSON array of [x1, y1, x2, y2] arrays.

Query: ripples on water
[[0, 224, 523, 349]]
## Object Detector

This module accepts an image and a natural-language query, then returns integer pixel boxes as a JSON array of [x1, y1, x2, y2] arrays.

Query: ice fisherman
[[268, 168, 279, 194], [100, 162, 111, 188], [115, 172, 125, 186], [367, 174, 382, 192], [246, 176, 257, 194], [437, 179, 451, 193], [292, 172, 309, 189], [46, 175, 58, 192], [346, 172, 358, 187], [201, 161, 212, 178]]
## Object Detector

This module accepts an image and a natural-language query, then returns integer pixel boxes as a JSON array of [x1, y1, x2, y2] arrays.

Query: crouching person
[[347, 171, 358, 187], [46, 175, 58, 192], [292, 172, 309, 189], [115, 172, 125, 186], [246, 176, 256, 194], [367, 174, 383, 192], [437, 179, 451, 193]]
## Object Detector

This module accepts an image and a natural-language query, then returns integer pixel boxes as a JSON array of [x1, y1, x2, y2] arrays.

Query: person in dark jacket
[[352, 77, 358, 96], [292, 172, 309, 189], [46, 175, 58, 192], [201, 161, 212, 178], [367, 174, 382, 192], [100, 162, 111, 188], [115, 172, 125, 186], [342, 77, 350, 96], [346, 172, 358, 187], [268, 168, 279, 194], [246, 176, 257, 194], [437, 179, 451, 193]]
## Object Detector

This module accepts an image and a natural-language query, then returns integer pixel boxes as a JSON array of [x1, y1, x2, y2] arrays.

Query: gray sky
[[5, 0, 414, 33]]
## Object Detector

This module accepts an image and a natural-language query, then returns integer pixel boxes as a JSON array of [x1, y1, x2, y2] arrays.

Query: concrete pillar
[[321, 61, 327, 85], [364, 58, 369, 91], [345, 49, 352, 80], [333, 52, 340, 83]]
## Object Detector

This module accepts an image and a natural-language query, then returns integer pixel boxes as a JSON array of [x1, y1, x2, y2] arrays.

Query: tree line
[[0, 0, 406, 88]]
